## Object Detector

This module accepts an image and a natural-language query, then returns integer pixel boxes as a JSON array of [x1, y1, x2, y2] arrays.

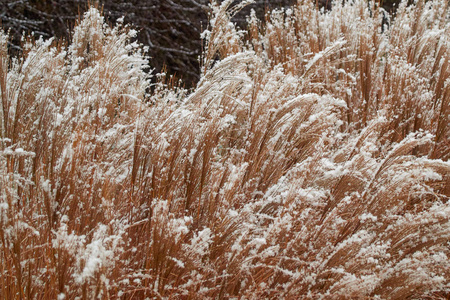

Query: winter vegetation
[[0, 0, 449, 298], [0, 0, 294, 86]]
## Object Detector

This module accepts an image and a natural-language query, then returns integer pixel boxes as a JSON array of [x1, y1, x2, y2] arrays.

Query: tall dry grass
[[0, 0, 449, 299]]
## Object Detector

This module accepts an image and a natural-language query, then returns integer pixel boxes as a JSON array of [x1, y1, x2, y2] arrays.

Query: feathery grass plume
[[0, 0, 449, 298]]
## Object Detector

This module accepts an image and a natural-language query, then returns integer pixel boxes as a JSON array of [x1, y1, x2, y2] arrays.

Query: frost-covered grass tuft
[[0, 0, 449, 299]]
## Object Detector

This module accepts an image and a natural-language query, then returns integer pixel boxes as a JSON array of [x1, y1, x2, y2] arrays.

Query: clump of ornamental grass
[[0, 0, 449, 299]]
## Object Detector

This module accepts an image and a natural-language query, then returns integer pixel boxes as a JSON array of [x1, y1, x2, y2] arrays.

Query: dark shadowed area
[[0, 0, 296, 87]]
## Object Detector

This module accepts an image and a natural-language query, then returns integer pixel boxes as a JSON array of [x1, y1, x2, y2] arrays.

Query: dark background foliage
[[1, 0, 400, 87]]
